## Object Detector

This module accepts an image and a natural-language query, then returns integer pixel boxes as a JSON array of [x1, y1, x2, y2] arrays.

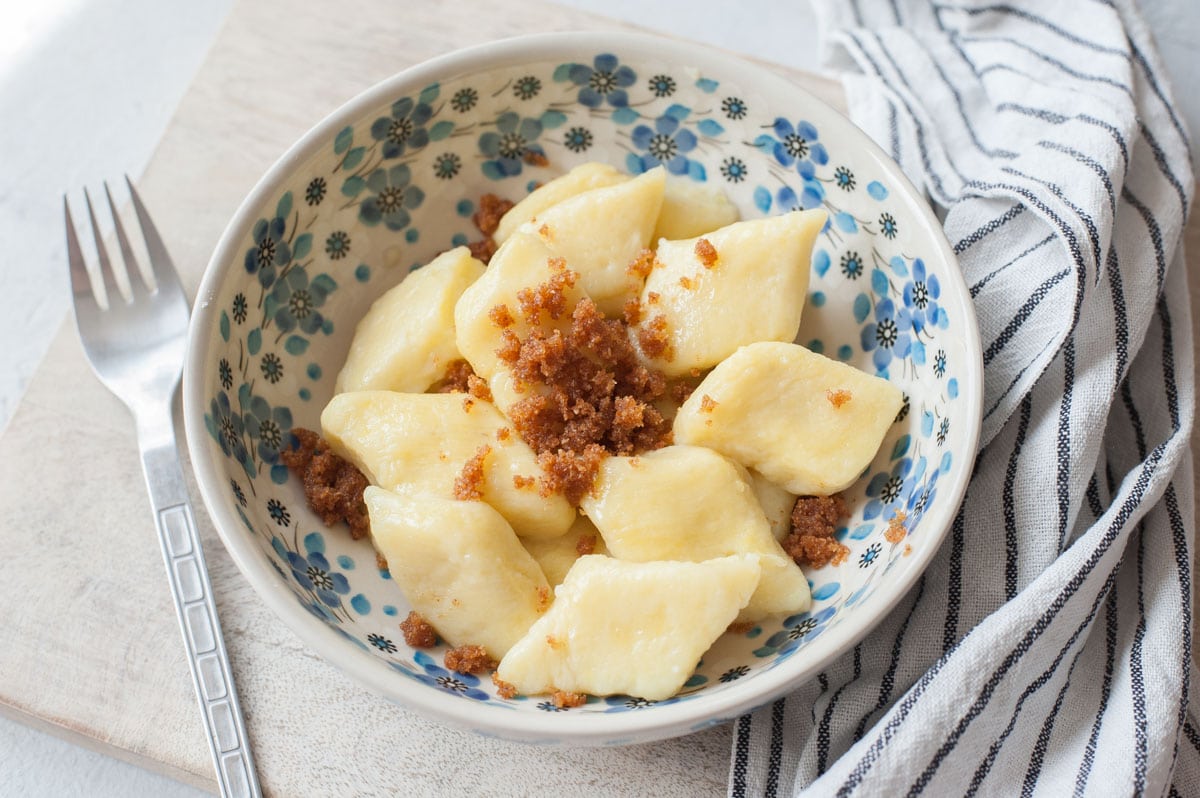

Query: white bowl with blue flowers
[[183, 31, 982, 746]]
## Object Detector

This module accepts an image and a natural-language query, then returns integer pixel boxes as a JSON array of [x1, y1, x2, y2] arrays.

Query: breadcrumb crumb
[[783, 494, 850, 568], [575, 534, 597, 556], [489, 303, 516, 328], [552, 690, 586, 708], [638, 314, 674, 362], [492, 673, 518, 699], [473, 193, 513, 237], [513, 474, 536, 490], [432, 359, 476, 394], [700, 394, 718, 413], [826, 388, 852, 408], [626, 248, 657, 279], [885, 511, 908, 544], [453, 445, 491, 501], [444, 645, 497, 674], [280, 428, 371, 539], [400, 611, 437, 648], [695, 237, 718, 268]]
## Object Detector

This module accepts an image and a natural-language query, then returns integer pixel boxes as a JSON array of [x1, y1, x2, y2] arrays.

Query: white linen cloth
[[729, 1, 1197, 795]]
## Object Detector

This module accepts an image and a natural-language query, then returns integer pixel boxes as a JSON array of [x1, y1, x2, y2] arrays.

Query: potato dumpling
[[494, 162, 629, 244], [365, 487, 550, 659], [674, 341, 904, 495], [528, 166, 666, 316], [496, 554, 759, 701], [750, 471, 798, 542], [635, 209, 827, 376], [579, 445, 810, 621], [335, 247, 484, 393], [453, 228, 586, 382], [653, 178, 740, 241], [522, 514, 608, 587], [322, 391, 574, 539]]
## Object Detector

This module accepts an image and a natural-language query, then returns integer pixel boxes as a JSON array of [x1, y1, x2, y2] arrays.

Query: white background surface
[[0, 0, 1195, 795]]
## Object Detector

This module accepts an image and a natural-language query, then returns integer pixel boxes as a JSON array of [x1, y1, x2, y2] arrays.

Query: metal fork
[[64, 179, 262, 798]]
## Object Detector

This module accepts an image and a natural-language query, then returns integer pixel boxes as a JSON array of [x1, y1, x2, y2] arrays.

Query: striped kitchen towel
[[730, 1, 1196, 795]]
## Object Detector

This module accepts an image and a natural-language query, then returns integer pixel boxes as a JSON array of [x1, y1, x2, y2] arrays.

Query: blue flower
[[409, 651, 490, 700], [368, 633, 397, 653], [241, 390, 293, 464], [567, 54, 636, 108], [243, 215, 292, 288], [287, 534, 350, 607], [206, 390, 249, 467], [479, 112, 546, 178], [933, 349, 947, 378], [630, 113, 699, 176], [861, 296, 913, 373], [834, 166, 855, 191], [603, 694, 679, 712], [369, 96, 433, 159], [864, 457, 916, 520], [757, 606, 837, 658], [902, 259, 944, 333], [859, 542, 882, 568], [880, 212, 898, 239], [359, 164, 425, 230], [769, 118, 828, 171], [266, 266, 335, 335]]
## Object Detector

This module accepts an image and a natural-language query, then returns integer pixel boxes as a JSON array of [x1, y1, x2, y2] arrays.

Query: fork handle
[[139, 435, 262, 798]]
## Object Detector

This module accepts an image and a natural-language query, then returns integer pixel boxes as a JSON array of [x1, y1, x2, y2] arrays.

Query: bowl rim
[[183, 29, 984, 744]]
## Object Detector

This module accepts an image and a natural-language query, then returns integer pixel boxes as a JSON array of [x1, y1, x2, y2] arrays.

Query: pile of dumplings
[[320, 163, 902, 701]]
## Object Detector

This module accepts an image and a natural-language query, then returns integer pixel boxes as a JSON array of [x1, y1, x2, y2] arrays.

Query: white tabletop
[[2, 0, 1196, 794]]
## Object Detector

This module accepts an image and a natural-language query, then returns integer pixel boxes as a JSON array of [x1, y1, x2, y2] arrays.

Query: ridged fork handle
[[138, 417, 262, 798]]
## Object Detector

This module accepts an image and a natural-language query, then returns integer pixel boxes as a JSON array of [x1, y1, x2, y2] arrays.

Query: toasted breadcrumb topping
[[695, 237, 718, 268], [575, 534, 597, 556], [885, 511, 908, 543], [492, 673, 518, 699], [700, 394, 718, 413], [400, 611, 437, 648], [638, 314, 674, 362], [516, 263, 577, 324], [280, 428, 371, 539], [496, 427, 512, 442], [432, 359, 476, 394], [489, 303, 516, 328], [523, 150, 550, 167], [473, 193, 513, 237], [376, 550, 389, 571], [552, 690, 586, 708], [679, 275, 696, 290], [467, 374, 493, 402], [452, 444, 491, 501], [494, 278, 672, 504], [513, 474, 536, 490], [826, 389, 852, 408], [468, 238, 498, 264], [622, 297, 643, 326], [727, 620, 756, 634], [445, 645, 497, 674], [783, 494, 850, 568], [626, 248, 657, 279]]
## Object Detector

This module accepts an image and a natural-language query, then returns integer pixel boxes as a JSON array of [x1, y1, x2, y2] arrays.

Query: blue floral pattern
[[195, 49, 976, 730], [565, 54, 636, 108]]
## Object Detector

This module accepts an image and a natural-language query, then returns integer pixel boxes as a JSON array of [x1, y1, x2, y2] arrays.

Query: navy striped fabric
[[729, 1, 1196, 795]]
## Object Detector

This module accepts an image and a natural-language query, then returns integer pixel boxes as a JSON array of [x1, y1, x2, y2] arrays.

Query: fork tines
[[64, 177, 168, 310]]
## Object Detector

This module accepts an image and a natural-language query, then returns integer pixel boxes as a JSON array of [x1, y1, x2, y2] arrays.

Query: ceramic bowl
[[183, 31, 982, 745]]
